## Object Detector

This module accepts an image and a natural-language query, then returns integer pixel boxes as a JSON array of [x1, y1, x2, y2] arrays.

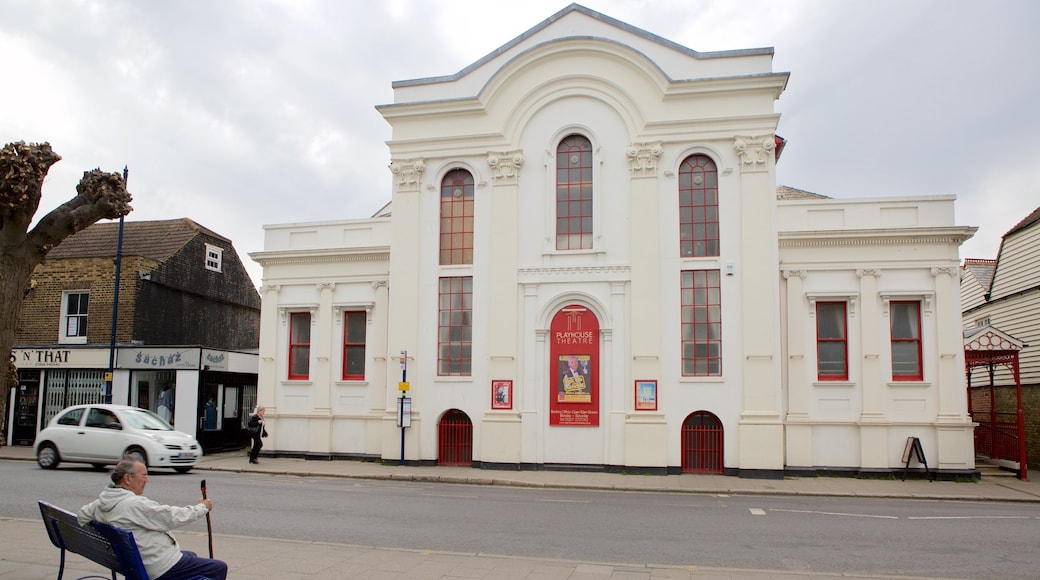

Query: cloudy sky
[[3, 0, 1037, 287]]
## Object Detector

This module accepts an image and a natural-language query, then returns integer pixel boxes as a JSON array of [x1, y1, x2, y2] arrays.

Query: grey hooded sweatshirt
[[78, 484, 208, 579]]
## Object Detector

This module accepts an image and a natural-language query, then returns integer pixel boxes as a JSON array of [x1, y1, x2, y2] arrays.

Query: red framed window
[[555, 134, 593, 250], [890, 301, 922, 381], [816, 302, 848, 380], [342, 311, 366, 380], [438, 277, 472, 376], [440, 168, 474, 265], [681, 270, 722, 376], [288, 312, 311, 380], [678, 155, 719, 257]]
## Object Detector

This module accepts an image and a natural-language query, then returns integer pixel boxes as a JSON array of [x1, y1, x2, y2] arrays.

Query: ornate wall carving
[[626, 142, 662, 178], [487, 150, 524, 185], [389, 158, 425, 192]]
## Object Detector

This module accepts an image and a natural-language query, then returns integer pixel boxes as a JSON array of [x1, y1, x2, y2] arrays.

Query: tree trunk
[[0, 141, 132, 445]]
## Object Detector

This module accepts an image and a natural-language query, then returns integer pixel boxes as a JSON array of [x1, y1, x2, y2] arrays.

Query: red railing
[[681, 412, 723, 474], [973, 417, 1019, 462], [438, 410, 472, 466]]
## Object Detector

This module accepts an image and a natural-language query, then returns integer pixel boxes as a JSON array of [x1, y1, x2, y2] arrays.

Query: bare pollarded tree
[[0, 142, 132, 444]]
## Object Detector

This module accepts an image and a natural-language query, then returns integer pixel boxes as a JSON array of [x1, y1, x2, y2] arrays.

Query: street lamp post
[[104, 166, 128, 404]]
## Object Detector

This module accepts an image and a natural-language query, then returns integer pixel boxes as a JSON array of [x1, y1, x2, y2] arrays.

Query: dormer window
[[205, 244, 223, 272]]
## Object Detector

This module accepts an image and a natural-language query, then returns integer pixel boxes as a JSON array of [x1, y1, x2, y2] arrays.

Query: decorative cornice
[[255, 253, 391, 266], [779, 234, 973, 248], [782, 270, 807, 280], [259, 284, 281, 294], [856, 268, 881, 278], [518, 265, 631, 277], [389, 158, 425, 192], [487, 150, 524, 185], [733, 136, 774, 172], [626, 142, 662, 178], [317, 282, 336, 291], [931, 266, 958, 277]]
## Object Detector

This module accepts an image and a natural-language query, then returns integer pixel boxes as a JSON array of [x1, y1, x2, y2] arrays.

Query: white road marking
[[749, 508, 766, 515], [907, 516, 1029, 520], [770, 508, 897, 519]]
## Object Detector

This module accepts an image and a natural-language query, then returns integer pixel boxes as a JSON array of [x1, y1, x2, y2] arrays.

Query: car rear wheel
[[37, 444, 60, 469], [125, 448, 147, 466]]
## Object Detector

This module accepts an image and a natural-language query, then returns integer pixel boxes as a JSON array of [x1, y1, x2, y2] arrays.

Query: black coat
[[247, 414, 267, 439]]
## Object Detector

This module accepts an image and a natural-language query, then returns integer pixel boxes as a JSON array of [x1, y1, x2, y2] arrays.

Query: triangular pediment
[[963, 324, 1023, 351]]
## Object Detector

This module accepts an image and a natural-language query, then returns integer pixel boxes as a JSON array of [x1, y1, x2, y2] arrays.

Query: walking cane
[[200, 479, 214, 558]]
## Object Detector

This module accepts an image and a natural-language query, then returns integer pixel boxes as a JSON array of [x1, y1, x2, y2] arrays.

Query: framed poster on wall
[[635, 380, 657, 411], [492, 380, 513, 409], [548, 305, 600, 426]]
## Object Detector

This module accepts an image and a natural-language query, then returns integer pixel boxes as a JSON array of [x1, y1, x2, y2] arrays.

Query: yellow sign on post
[[398, 381, 410, 392]]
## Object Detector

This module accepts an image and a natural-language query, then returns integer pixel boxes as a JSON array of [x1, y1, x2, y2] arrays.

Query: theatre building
[[251, 4, 978, 477], [8, 218, 260, 452]]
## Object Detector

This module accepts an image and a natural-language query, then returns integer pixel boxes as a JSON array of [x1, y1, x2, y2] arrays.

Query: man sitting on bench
[[78, 457, 228, 580]]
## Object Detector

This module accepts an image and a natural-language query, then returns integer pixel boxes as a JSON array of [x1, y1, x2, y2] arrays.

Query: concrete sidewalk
[[3, 445, 1039, 579]]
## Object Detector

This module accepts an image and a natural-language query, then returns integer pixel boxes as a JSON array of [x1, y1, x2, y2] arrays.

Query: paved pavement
[[3, 444, 1038, 579]]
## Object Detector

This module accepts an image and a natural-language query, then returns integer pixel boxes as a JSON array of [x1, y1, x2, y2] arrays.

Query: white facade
[[251, 5, 977, 476]]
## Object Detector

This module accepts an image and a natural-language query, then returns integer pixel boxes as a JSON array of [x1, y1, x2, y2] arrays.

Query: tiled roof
[[46, 218, 230, 260], [1004, 205, 1040, 238], [962, 258, 996, 290], [776, 185, 830, 200]]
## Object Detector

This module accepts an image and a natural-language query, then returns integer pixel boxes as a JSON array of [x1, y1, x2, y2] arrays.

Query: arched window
[[678, 154, 719, 257], [440, 168, 474, 265], [555, 134, 593, 250]]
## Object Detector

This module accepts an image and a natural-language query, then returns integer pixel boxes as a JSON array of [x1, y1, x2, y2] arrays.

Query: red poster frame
[[549, 305, 600, 426], [634, 379, 657, 411], [491, 380, 512, 409]]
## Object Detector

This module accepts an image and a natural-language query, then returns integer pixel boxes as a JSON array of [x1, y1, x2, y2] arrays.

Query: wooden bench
[[38, 501, 209, 580]]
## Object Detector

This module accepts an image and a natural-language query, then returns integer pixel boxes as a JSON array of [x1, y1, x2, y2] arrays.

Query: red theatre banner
[[549, 305, 600, 426]]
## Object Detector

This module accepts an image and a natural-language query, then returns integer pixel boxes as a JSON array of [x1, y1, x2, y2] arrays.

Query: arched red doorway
[[438, 409, 473, 466], [681, 411, 723, 474]]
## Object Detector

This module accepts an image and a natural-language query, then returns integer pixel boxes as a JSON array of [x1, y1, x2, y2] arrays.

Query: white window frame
[[60, 290, 89, 344], [205, 244, 223, 272]]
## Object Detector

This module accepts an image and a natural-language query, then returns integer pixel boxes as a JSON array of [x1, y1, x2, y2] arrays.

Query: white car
[[33, 404, 203, 473]]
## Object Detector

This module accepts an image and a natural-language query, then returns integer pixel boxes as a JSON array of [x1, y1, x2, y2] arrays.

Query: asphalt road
[[5, 460, 1038, 578]]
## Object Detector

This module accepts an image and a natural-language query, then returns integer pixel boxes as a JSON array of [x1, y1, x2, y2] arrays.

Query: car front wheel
[[125, 448, 147, 466], [37, 444, 60, 469]]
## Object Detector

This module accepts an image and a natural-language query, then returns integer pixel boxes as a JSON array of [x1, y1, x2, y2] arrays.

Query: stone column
[[487, 150, 523, 381], [931, 266, 973, 469], [626, 142, 662, 384], [857, 268, 887, 469], [782, 270, 812, 467], [382, 158, 425, 460], [734, 136, 784, 473]]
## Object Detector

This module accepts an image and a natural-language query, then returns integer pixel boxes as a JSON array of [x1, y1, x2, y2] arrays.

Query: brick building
[[8, 218, 261, 452]]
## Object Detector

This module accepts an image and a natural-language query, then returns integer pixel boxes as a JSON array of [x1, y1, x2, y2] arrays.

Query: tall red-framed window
[[678, 154, 719, 257], [288, 312, 311, 380], [342, 310, 366, 380], [555, 134, 593, 250], [438, 276, 472, 376], [816, 301, 848, 380], [890, 300, 922, 381], [681, 269, 722, 376], [440, 168, 474, 265]]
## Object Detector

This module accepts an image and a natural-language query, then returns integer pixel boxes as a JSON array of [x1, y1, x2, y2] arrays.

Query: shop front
[[7, 345, 257, 453]]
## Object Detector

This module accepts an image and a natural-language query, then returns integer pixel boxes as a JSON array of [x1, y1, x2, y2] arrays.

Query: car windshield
[[120, 408, 173, 431]]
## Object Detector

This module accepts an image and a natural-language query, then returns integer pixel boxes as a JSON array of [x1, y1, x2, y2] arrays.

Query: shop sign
[[13, 348, 110, 368], [117, 348, 200, 369], [202, 349, 229, 371]]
